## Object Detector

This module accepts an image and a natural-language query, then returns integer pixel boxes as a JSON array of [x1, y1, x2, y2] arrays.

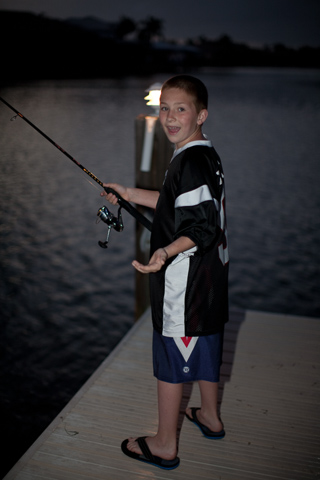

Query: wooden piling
[[134, 114, 173, 319]]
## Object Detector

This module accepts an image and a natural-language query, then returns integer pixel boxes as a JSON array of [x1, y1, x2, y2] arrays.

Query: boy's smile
[[159, 88, 208, 149]]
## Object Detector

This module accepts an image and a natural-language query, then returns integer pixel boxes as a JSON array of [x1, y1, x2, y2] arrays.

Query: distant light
[[144, 83, 162, 116]]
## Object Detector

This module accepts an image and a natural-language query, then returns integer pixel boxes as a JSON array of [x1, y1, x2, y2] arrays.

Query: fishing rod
[[0, 96, 152, 247]]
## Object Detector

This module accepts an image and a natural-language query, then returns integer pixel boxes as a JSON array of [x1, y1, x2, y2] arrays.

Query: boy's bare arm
[[127, 187, 159, 209], [102, 183, 159, 209], [163, 236, 196, 259]]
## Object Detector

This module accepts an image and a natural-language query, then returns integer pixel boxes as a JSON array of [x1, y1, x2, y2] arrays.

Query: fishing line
[[0, 96, 152, 247]]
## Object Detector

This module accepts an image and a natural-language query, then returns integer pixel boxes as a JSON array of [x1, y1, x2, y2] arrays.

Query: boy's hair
[[161, 75, 208, 112]]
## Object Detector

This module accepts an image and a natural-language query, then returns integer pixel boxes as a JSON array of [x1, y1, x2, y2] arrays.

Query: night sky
[[1, 0, 320, 48]]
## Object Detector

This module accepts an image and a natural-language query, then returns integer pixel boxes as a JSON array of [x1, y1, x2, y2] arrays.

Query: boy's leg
[[126, 379, 183, 460], [186, 380, 223, 432]]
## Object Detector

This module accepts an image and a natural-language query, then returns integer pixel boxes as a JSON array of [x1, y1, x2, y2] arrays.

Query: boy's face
[[159, 88, 208, 149]]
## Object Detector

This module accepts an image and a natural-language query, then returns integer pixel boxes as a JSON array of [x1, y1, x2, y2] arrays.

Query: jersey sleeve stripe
[[175, 185, 213, 208]]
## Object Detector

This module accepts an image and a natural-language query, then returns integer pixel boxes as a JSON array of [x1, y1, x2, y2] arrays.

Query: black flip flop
[[121, 436, 180, 470], [185, 407, 225, 439]]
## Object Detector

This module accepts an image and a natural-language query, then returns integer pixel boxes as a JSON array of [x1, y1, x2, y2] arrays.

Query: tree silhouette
[[115, 16, 136, 40], [138, 16, 164, 43]]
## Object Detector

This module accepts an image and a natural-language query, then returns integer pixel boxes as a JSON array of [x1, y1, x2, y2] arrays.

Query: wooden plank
[[4, 308, 320, 480]]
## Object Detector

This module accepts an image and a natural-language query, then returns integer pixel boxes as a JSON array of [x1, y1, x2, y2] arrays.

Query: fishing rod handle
[[103, 186, 124, 200], [103, 186, 152, 232]]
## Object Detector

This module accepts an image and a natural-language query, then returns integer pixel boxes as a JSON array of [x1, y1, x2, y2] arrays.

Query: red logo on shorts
[[181, 336, 192, 347]]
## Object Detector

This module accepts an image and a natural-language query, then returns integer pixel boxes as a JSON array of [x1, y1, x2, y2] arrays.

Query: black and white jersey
[[149, 140, 229, 337]]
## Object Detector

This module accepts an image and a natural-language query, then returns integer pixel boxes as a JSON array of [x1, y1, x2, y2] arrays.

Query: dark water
[[1, 69, 320, 476]]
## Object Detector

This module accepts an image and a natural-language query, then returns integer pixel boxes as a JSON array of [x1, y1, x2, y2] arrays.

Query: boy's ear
[[197, 109, 208, 126]]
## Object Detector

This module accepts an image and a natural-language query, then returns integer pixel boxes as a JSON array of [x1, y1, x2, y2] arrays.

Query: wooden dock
[[4, 308, 320, 480]]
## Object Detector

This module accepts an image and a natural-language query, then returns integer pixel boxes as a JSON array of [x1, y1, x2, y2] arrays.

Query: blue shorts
[[152, 329, 224, 384]]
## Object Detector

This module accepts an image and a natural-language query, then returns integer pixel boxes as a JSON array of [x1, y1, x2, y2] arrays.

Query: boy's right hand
[[101, 183, 129, 205]]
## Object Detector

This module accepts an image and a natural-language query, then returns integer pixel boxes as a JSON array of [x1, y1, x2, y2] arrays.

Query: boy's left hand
[[132, 248, 168, 273]]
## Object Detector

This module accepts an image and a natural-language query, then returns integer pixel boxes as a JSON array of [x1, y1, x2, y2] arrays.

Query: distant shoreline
[[0, 10, 319, 85]]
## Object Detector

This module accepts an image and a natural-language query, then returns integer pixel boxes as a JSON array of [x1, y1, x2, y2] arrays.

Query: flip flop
[[185, 407, 225, 439], [121, 436, 180, 470]]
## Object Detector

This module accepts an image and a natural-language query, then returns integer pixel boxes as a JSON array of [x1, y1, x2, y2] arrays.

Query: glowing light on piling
[[144, 83, 162, 116], [140, 83, 162, 172]]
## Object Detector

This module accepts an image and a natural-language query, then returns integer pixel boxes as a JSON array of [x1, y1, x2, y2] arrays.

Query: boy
[[102, 75, 229, 470]]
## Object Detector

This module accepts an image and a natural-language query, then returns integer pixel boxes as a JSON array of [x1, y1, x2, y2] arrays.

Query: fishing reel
[[96, 205, 124, 248]]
